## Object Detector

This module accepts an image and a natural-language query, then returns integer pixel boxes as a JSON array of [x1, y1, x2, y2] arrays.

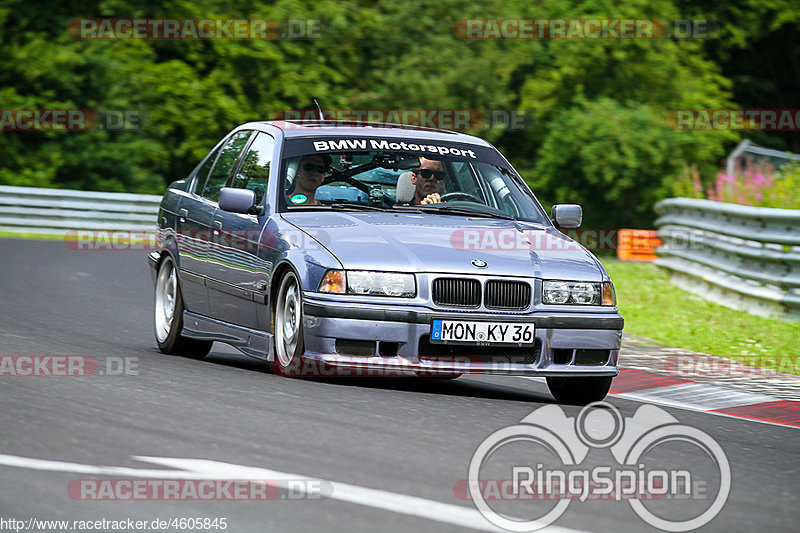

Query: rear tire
[[154, 256, 212, 359], [546, 376, 613, 405]]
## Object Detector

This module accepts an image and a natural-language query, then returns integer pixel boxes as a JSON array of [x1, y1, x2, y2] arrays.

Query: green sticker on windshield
[[290, 194, 307, 204]]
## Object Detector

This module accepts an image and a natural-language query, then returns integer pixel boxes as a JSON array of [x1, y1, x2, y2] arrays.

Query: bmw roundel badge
[[471, 259, 488, 268]]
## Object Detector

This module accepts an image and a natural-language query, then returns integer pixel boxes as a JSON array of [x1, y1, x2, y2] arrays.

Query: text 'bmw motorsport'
[[312, 138, 477, 158]]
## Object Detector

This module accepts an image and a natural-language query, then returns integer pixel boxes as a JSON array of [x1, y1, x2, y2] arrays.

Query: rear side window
[[230, 132, 275, 205], [202, 130, 252, 202]]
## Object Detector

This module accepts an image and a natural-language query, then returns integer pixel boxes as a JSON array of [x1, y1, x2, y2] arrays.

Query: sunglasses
[[303, 163, 329, 173], [415, 168, 445, 181]]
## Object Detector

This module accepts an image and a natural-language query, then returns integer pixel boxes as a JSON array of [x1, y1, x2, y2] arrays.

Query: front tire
[[154, 256, 212, 358], [271, 271, 305, 377], [546, 376, 613, 405]]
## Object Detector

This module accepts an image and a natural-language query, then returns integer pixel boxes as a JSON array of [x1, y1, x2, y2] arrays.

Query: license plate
[[430, 320, 535, 345]]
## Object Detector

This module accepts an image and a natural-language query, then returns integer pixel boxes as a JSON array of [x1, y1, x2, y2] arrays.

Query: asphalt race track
[[1, 238, 798, 532]]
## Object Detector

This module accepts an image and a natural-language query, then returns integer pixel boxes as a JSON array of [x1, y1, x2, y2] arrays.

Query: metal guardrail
[[0, 185, 161, 235], [726, 139, 800, 177], [654, 197, 800, 320]]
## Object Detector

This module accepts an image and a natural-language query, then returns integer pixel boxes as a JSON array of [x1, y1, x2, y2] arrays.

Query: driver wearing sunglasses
[[289, 154, 332, 205], [411, 158, 445, 205]]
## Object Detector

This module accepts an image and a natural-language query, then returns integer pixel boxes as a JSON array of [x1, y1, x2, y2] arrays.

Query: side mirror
[[219, 187, 261, 215], [551, 204, 582, 229]]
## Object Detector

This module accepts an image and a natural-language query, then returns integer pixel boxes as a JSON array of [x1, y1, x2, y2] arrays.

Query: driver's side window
[[201, 130, 252, 202], [231, 133, 275, 205]]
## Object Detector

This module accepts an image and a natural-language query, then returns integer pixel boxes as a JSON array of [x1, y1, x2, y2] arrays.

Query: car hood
[[281, 211, 604, 280]]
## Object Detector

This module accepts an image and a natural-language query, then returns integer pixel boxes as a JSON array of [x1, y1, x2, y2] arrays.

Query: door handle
[[178, 208, 188, 222], [213, 220, 223, 229]]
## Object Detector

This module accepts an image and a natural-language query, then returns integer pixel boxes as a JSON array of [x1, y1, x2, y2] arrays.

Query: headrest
[[285, 159, 299, 192], [396, 171, 415, 204]]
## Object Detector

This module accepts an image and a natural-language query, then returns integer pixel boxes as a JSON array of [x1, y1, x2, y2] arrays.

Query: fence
[[0, 185, 161, 235], [654, 197, 800, 320]]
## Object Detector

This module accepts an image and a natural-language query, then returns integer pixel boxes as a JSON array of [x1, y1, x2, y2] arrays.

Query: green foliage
[[765, 163, 800, 209], [530, 97, 732, 228], [669, 164, 704, 199], [0, 0, 792, 226], [676, 0, 800, 153], [671, 160, 800, 208]]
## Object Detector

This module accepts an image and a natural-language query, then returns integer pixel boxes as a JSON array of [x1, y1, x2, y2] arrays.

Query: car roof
[[240, 120, 494, 147]]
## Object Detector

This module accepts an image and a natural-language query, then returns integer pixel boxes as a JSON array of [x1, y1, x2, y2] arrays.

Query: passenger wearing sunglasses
[[411, 158, 445, 205], [289, 154, 331, 205]]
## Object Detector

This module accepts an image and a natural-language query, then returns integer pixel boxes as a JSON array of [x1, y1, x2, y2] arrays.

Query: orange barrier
[[617, 229, 661, 262]]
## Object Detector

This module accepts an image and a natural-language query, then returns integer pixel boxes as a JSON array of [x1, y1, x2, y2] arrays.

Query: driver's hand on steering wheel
[[420, 193, 442, 205]]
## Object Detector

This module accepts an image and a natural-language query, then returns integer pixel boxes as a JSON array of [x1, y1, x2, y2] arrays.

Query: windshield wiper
[[286, 203, 387, 212], [329, 203, 388, 212], [394, 204, 516, 220]]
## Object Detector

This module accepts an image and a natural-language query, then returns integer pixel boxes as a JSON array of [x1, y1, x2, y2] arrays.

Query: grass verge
[[0, 231, 65, 240], [603, 259, 800, 375]]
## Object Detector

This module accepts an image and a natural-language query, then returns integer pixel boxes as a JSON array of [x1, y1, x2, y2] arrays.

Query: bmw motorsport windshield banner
[[282, 137, 509, 166]]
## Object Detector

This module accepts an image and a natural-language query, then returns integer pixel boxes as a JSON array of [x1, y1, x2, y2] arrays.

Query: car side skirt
[[182, 311, 273, 361]]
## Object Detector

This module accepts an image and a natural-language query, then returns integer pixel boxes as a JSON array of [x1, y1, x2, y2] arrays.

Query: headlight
[[542, 281, 570, 304], [319, 270, 416, 297], [543, 280, 615, 306]]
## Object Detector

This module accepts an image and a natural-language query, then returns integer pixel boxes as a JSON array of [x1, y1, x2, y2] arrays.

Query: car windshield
[[279, 136, 548, 223]]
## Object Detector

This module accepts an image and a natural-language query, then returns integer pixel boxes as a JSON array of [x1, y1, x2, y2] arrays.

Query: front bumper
[[301, 295, 623, 377]]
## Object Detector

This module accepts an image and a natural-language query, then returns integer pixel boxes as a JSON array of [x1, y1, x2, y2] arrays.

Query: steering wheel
[[439, 192, 483, 203], [321, 177, 395, 207]]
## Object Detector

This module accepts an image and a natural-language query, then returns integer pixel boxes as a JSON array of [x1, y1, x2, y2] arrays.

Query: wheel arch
[[154, 249, 185, 296], [270, 260, 302, 315]]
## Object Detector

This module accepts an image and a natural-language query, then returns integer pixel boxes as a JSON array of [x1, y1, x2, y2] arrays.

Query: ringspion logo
[[465, 402, 730, 531]]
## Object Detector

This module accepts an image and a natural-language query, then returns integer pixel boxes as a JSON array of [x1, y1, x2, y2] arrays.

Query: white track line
[[0, 454, 591, 533]]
